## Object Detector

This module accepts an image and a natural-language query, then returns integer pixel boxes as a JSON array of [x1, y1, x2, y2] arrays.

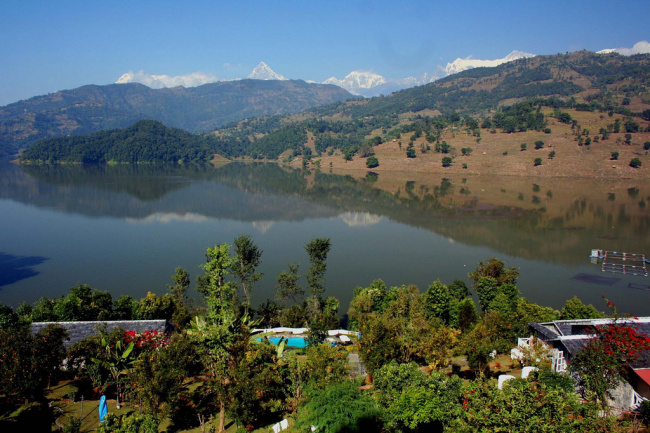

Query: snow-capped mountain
[[597, 40, 650, 56], [324, 71, 387, 91], [247, 62, 287, 80], [114, 51, 533, 98], [322, 70, 443, 97], [444, 50, 535, 76]]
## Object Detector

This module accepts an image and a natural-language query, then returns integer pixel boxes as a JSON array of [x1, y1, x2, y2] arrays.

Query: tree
[[129, 333, 194, 417], [448, 279, 470, 301], [560, 296, 603, 320], [293, 381, 382, 433], [305, 238, 331, 314], [406, 147, 416, 158], [276, 263, 304, 304], [468, 258, 518, 287], [455, 298, 478, 332], [548, 150, 556, 159], [534, 140, 545, 149], [534, 157, 542, 166], [450, 375, 604, 432], [630, 157, 642, 168], [520, 143, 527, 151], [442, 156, 453, 167], [168, 267, 190, 305], [611, 151, 619, 160], [474, 277, 499, 312], [231, 234, 263, 309], [625, 133, 632, 145], [198, 243, 237, 322], [0, 324, 68, 402], [374, 361, 462, 432], [366, 156, 379, 168], [424, 280, 451, 324], [461, 147, 473, 156], [0, 303, 20, 330]]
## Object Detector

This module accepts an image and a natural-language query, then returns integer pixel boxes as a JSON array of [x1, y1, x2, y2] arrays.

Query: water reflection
[[0, 162, 648, 314], [0, 252, 49, 287], [2, 162, 649, 266]]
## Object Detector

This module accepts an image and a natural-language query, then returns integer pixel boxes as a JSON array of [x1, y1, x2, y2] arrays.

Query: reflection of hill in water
[[4, 163, 649, 264]]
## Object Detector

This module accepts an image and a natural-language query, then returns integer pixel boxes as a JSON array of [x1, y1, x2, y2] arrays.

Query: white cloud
[[115, 71, 219, 88], [597, 40, 650, 56]]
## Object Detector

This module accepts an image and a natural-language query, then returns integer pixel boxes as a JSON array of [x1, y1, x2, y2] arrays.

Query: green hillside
[[210, 51, 650, 161], [19, 120, 212, 164], [0, 80, 354, 158]]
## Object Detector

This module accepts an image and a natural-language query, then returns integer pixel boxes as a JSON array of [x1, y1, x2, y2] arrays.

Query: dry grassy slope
[[287, 109, 650, 180]]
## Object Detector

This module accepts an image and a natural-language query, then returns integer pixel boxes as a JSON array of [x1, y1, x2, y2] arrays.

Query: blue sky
[[1, 0, 648, 106]]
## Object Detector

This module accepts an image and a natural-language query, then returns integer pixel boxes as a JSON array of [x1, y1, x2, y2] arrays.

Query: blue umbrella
[[99, 395, 108, 423]]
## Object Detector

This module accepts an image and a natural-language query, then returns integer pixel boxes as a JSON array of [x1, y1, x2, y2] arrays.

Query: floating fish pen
[[598, 251, 648, 277]]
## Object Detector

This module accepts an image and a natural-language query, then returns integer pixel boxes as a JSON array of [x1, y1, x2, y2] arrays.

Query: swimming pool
[[255, 337, 307, 348]]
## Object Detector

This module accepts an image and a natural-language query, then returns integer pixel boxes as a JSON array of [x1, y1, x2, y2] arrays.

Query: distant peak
[[444, 50, 535, 76], [248, 62, 287, 81]]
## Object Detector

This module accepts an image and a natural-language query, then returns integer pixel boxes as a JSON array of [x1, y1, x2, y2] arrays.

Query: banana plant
[[91, 338, 135, 409]]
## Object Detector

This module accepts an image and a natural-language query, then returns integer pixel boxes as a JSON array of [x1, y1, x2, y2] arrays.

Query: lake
[[1, 162, 649, 316]]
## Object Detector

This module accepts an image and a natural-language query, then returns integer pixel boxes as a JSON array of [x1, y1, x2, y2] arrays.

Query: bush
[[630, 158, 642, 168], [534, 158, 542, 166], [641, 400, 650, 426], [366, 156, 379, 168], [406, 147, 416, 158], [442, 156, 452, 167], [548, 150, 556, 159], [611, 151, 619, 160], [520, 143, 527, 151], [644, 142, 650, 150], [534, 141, 544, 150], [462, 163, 467, 169]]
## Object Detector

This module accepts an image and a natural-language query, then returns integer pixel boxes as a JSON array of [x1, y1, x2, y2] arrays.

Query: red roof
[[634, 368, 650, 386]]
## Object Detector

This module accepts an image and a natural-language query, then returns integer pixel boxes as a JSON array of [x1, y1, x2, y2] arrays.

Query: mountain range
[[117, 52, 536, 98], [0, 79, 353, 159], [113, 41, 650, 98]]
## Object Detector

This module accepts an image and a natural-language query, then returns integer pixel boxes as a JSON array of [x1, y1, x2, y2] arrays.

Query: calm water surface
[[0, 162, 649, 316]]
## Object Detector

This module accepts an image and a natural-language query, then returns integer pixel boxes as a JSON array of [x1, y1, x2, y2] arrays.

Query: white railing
[[632, 390, 648, 410]]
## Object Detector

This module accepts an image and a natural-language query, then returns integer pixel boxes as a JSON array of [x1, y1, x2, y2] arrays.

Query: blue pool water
[[255, 337, 307, 348]]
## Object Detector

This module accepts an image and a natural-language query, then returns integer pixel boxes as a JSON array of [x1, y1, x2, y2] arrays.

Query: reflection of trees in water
[[0, 252, 49, 287], [6, 162, 650, 264]]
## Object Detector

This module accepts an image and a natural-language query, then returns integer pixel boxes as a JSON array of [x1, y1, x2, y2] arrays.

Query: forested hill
[[209, 51, 650, 160], [19, 120, 213, 164], [0, 79, 354, 159]]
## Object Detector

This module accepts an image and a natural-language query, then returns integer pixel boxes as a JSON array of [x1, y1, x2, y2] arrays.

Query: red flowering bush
[[570, 298, 650, 407], [124, 330, 168, 353]]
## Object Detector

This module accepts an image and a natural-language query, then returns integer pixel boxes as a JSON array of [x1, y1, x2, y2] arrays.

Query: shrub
[[462, 163, 467, 169], [534, 141, 544, 150], [644, 142, 650, 150], [641, 400, 650, 426], [534, 158, 542, 166], [461, 147, 473, 156], [406, 147, 416, 158], [503, 151, 508, 156], [548, 150, 556, 159], [442, 156, 452, 167], [630, 158, 642, 168], [611, 151, 619, 160], [366, 156, 379, 168], [520, 143, 527, 151]]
